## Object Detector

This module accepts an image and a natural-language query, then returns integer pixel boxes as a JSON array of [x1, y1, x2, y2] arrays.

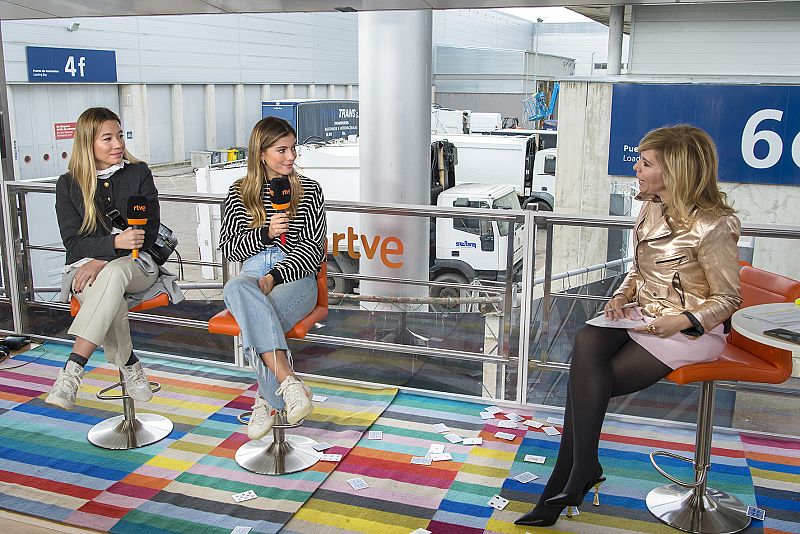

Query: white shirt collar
[[97, 160, 128, 179]]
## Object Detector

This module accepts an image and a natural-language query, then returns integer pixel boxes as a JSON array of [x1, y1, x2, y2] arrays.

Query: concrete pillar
[[204, 84, 216, 151], [234, 83, 246, 146], [119, 84, 150, 162], [171, 84, 185, 162], [286, 83, 295, 99], [607, 5, 625, 75], [346, 84, 353, 100], [328, 84, 336, 99], [308, 84, 316, 99], [261, 84, 271, 102], [358, 10, 432, 306]]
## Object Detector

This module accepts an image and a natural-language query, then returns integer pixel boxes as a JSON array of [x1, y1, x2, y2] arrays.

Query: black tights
[[539, 325, 672, 502]]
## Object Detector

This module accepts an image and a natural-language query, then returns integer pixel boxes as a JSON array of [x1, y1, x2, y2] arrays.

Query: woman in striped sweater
[[220, 117, 326, 440]]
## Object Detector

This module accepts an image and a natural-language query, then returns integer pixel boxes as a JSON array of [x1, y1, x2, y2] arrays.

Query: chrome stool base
[[88, 412, 173, 450], [646, 484, 751, 534], [236, 434, 322, 475], [87, 370, 172, 450], [235, 410, 321, 475]]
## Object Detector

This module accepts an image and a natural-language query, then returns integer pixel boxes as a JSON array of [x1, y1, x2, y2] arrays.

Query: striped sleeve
[[218, 180, 266, 262], [218, 176, 326, 283], [268, 178, 326, 285]]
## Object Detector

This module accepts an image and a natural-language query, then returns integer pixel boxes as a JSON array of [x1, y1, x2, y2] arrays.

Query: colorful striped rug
[[0, 343, 397, 533], [284, 391, 799, 534]]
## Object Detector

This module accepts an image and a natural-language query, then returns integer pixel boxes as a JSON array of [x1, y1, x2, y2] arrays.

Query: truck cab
[[430, 133, 557, 213], [431, 183, 524, 292]]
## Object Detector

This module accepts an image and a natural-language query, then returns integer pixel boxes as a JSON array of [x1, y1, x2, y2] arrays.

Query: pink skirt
[[628, 319, 727, 370]]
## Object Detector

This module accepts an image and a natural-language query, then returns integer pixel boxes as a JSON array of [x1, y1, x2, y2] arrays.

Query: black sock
[[67, 352, 88, 368], [124, 352, 139, 366]]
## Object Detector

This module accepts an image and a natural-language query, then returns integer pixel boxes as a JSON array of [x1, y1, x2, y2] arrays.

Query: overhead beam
[[0, 0, 794, 21]]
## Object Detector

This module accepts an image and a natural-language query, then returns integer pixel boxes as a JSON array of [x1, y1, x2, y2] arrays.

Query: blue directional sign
[[26, 46, 117, 83], [609, 84, 800, 186]]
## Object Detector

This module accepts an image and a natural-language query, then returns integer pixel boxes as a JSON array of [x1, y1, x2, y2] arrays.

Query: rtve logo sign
[[331, 227, 403, 268]]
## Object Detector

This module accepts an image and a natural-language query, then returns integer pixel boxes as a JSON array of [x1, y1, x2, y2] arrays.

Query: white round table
[[731, 302, 800, 352]]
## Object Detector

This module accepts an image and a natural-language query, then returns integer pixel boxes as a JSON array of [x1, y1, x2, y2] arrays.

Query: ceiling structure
[[0, 0, 788, 20], [568, 5, 631, 33]]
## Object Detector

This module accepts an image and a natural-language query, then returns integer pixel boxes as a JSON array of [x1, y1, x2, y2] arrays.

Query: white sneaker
[[248, 396, 277, 440], [276, 376, 313, 424], [120, 361, 153, 402], [45, 360, 85, 410]]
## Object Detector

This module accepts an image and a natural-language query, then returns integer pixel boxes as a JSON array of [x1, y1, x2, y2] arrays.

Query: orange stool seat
[[70, 292, 170, 317], [646, 266, 800, 534], [208, 260, 328, 339]]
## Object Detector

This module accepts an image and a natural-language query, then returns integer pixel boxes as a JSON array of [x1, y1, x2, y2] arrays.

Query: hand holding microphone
[[268, 177, 291, 245], [125, 195, 148, 258]]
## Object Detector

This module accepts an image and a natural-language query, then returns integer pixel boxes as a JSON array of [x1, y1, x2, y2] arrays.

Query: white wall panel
[[146, 84, 172, 164], [243, 84, 261, 136], [433, 9, 532, 50], [182, 84, 205, 156], [214, 84, 236, 150], [630, 4, 800, 76], [10, 84, 118, 179]]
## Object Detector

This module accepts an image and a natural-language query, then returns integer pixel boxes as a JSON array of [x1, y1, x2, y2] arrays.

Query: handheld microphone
[[126, 196, 148, 259], [268, 177, 291, 245]]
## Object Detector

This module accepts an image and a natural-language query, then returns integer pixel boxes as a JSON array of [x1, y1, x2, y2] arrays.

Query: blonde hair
[[239, 116, 304, 228], [68, 107, 140, 234], [638, 124, 734, 223]]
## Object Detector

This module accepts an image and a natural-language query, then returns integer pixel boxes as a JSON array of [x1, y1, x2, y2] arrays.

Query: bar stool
[[208, 259, 329, 475], [71, 294, 174, 450], [646, 266, 800, 534]]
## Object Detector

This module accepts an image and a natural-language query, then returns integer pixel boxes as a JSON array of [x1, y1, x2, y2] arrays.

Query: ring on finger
[[646, 324, 656, 334]]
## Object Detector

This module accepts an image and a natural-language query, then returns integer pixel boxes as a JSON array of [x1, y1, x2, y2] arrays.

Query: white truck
[[431, 133, 557, 215], [194, 141, 525, 307], [293, 141, 524, 301]]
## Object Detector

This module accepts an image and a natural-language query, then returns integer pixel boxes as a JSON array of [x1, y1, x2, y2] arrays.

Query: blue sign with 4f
[[26, 46, 117, 83], [608, 84, 800, 186]]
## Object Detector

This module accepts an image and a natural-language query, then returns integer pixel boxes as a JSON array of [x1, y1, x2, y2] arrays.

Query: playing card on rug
[[488, 494, 509, 510], [514, 471, 539, 483], [231, 490, 257, 502], [347, 478, 369, 490]]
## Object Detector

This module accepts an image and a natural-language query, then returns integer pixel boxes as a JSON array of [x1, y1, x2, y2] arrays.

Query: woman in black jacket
[[46, 107, 161, 410]]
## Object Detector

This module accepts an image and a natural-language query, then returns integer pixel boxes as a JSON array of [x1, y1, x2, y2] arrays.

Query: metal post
[[515, 209, 538, 405], [607, 5, 625, 75], [0, 22, 26, 334]]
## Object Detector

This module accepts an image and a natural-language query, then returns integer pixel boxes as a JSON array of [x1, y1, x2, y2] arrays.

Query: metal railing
[[3, 178, 799, 411], [2, 180, 524, 377]]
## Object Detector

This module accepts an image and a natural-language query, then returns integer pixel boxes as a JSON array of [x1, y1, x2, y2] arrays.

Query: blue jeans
[[223, 247, 316, 408]]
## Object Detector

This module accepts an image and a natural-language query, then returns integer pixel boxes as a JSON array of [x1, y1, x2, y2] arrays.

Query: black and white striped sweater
[[219, 175, 326, 286]]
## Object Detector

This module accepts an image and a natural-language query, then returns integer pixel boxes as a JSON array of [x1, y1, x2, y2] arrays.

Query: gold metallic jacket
[[614, 197, 742, 332]]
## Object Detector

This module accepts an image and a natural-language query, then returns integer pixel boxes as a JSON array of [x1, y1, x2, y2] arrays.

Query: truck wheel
[[523, 198, 552, 229], [327, 261, 346, 305], [430, 272, 469, 312]]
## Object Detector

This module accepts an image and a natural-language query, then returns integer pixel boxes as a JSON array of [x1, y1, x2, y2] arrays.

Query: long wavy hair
[[638, 124, 734, 223], [68, 107, 140, 234], [238, 116, 304, 228]]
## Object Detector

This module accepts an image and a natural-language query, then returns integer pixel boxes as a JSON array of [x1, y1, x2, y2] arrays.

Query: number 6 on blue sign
[[742, 108, 800, 169], [64, 56, 86, 78]]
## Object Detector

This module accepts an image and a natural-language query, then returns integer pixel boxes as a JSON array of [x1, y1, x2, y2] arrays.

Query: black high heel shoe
[[544, 466, 606, 508], [514, 501, 565, 527]]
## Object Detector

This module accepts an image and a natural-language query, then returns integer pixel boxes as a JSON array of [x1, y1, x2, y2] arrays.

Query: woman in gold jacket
[[516, 125, 741, 527]]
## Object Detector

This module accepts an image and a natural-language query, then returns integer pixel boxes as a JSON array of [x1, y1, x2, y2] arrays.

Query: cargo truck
[[431, 133, 557, 216]]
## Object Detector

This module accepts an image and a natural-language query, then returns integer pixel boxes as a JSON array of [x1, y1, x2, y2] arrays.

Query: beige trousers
[[68, 256, 158, 366]]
